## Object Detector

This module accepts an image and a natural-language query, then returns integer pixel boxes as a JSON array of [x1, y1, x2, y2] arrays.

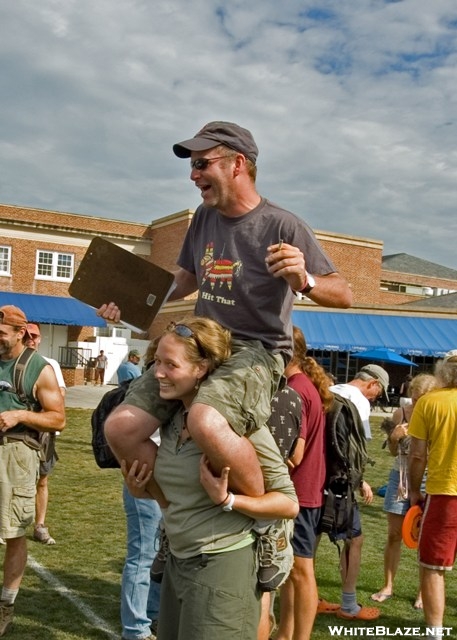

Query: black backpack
[[91, 380, 132, 468], [319, 392, 369, 542]]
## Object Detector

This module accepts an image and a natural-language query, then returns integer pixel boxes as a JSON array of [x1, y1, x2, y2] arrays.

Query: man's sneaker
[[256, 519, 294, 592], [0, 601, 14, 637], [0, 538, 5, 545], [33, 525, 56, 545], [150, 521, 169, 584]]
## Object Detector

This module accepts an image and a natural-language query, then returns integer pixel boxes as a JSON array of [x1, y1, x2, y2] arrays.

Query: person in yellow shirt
[[408, 350, 457, 640]]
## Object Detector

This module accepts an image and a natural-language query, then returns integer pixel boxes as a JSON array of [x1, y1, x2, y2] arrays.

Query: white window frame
[[0, 246, 12, 276], [35, 250, 74, 282]]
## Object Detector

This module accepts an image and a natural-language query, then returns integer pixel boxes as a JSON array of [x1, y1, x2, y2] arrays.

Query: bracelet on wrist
[[216, 492, 230, 507], [222, 492, 236, 511]]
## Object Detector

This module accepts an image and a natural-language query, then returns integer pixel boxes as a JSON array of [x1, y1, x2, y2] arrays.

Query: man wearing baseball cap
[[101, 119, 352, 492], [0, 306, 65, 636], [25, 323, 66, 547], [99, 121, 352, 635], [408, 350, 457, 638], [117, 349, 142, 385], [320, 363, 390, 622]]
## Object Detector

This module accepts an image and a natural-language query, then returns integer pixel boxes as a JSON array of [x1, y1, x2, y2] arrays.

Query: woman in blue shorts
[[371, 373, 436, 608]]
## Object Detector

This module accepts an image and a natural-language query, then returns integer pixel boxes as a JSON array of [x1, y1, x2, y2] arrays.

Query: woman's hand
[[121, 459, 153, 499], [199, 454, 230, 505], [390, 423, 408, 443]]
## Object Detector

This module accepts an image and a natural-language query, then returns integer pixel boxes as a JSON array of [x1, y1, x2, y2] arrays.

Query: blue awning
[[0, 292, 106, 327], [292, 310, 457, 357]]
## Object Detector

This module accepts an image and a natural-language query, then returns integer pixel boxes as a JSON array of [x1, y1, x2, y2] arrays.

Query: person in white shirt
[[330, 364, 389, 440], [320, 364, 389, 621], [25, 323, 66, 545]]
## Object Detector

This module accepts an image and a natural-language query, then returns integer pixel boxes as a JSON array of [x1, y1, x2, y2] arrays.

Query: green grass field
[[1, 410, 456, 639]]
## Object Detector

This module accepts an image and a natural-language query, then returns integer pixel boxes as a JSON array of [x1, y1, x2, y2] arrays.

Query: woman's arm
[[199, 456, 299, 519], [288, 437, 305, 469], [387, 423, 408, 457]]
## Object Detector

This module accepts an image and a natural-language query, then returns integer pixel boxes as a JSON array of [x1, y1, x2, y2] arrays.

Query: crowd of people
[[0, 120, 455, 640]]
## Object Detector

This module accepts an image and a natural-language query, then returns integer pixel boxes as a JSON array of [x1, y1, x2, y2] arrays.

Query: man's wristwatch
[[302, 271, 316, 294]]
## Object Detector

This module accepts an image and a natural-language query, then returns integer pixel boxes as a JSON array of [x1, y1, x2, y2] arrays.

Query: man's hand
[[97, 302, 121, 323], [265, 241, 353, 308], [265, 242, 307, 292], [408, 489, 425, 508], [0, 410, 24, 432], [359, 480, 373, 505]]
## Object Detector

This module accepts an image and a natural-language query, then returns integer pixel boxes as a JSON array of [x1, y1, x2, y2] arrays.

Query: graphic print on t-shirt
[[200, 242, 242, 291]]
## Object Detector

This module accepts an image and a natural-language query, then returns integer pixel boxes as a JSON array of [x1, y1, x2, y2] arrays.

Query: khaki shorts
[[0, 441, 39, 538], [125, 339, 285, 436], [159, 544, 260, 640]]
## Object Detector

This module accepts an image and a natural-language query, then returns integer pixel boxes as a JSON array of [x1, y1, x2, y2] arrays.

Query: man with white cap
[[330, 364, 390, 440], [0, 306, 65, 636], [318, 363, 390, 621], [408, 350, 457, 639]]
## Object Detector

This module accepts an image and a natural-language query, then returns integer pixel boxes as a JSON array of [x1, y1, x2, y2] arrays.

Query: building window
[[380, 281, 434, 296], [0, 246, 12, 275], [36, 251, 74, 281]]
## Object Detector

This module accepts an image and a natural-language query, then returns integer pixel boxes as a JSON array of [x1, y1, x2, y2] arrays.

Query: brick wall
[[0, 203, 152, 238], [317, 234, 383, 305], [61, 367, 86, 386], [150, 211, 192, 271], [3, 201, 456, 356]]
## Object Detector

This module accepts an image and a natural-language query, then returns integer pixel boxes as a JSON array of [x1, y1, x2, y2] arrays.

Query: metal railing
[[59, 347, 93, 368]]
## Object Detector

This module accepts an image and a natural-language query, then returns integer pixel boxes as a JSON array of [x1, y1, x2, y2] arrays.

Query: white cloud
[[0, 0, 456, 268]]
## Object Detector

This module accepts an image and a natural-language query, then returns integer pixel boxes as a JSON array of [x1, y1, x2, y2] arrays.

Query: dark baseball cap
[[173, 121, 259, 164]]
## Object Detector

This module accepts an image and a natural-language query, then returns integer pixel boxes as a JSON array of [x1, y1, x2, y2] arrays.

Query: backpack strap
[[13, 347, 37, 410]]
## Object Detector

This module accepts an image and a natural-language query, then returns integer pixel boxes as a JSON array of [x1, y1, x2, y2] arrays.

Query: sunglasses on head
[[190, 156, 230, 171], [167, 322, 206, 358]]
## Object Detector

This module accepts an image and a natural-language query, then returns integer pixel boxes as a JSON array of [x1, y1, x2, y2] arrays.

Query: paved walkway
[[65, 383, 395, 415], [65, 384, 115, 409]]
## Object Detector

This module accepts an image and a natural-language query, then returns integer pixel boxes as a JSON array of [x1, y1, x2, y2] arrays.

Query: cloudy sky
[[1, 1, 456, 269]]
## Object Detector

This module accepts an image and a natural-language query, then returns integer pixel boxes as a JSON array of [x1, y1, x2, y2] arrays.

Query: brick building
[[1, 201, 456, 387]]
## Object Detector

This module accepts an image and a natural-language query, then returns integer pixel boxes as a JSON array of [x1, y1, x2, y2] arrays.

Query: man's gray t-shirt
[[178, 197, 336, 355]]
